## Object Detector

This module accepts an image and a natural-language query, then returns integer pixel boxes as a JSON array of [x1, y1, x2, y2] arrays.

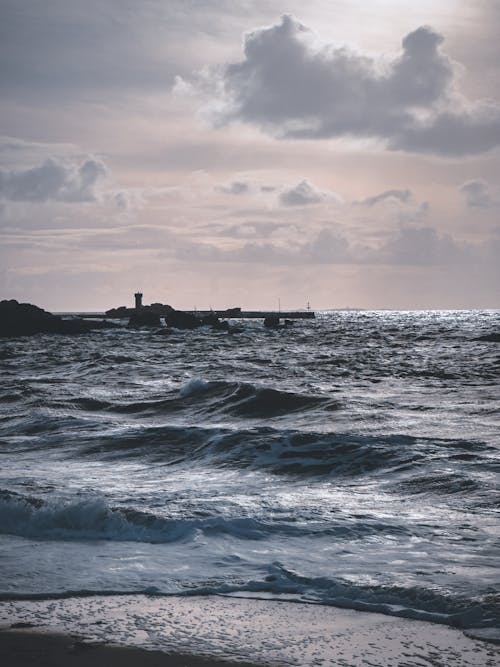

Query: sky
[[1, 0, 499, 311]]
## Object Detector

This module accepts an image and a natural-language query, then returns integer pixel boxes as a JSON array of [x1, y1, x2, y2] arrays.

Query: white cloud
[[184, 15, 500, 156]]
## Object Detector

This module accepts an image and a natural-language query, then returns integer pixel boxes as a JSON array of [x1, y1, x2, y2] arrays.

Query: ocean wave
[[0, 490, 412, 543], [194, 380, 336, 419], [67, 380, 336, 420], [0, 492, 239, 543], [397, 473, 481, 495], [72, 424, 490, 489], [73, 423, 426, 478], [200, 429, 423, 477]]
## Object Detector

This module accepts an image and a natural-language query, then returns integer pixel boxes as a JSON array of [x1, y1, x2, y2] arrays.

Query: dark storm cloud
[[0, 158, 107, 203], [460, 179, 500, 208], [188, 15, 500, 156]]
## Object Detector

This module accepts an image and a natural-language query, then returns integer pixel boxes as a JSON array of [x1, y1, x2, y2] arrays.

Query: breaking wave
[[65, 380, 337, 420], [0, 490, 412, 543]]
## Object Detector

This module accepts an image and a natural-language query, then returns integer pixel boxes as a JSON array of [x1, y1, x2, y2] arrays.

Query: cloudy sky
[[1, 0, 499, 310]]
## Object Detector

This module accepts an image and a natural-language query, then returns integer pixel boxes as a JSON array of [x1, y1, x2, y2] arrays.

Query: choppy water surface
[[0, 310, 499, 632]]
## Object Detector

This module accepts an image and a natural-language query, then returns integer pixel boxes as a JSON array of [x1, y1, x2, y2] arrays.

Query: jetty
[[77, 294, 315, 322], [78, 310, 314, 320], [69, 294, 316, 329], [185, 310, 315, 320]]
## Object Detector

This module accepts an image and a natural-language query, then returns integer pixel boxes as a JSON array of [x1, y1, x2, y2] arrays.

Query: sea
[[0, 310, 499, 640]]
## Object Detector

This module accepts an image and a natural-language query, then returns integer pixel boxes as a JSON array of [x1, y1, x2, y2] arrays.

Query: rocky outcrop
[[149, 303, 174, 316], [198, 313, 229, 330], [128, 311, 162, 328], [0, 300, 116, 337], [105, 301, 227, 331], [106, 303, 174, 318], [105, 305, 130, 317], [163, 309, 227, 330], [164, 309, 202, 330]]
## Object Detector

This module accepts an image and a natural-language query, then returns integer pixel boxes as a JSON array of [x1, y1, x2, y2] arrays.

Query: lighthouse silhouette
[[134, 292, 143, 310]]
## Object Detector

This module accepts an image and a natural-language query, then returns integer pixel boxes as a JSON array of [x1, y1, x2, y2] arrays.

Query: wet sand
[[1, 595, 499, 666], [0, 629, 259, 667]]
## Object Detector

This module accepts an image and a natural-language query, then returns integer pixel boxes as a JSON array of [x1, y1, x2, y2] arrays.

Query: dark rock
[[222, 307, 241, 317], [149, 303, 174, 316], [87, 319, 119, 330], [105, 305, 130, 317], [106, 303, 174, 318], [0, 299, 97, 337], [128, 311, 162, 328], [200, 313, 220, 327], [164, 309, 202, 330], [163, 309, 228, 331], [199, 313, 228, 330]]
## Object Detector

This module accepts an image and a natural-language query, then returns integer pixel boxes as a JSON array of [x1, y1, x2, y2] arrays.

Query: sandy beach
[[1, 595, 499, 666]]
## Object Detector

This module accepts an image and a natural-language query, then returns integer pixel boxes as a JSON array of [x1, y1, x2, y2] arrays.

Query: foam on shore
[[1, 595, 499, 666]]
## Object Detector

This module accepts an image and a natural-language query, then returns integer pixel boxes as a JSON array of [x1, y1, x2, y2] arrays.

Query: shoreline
[[1, 595, 499, 666]]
